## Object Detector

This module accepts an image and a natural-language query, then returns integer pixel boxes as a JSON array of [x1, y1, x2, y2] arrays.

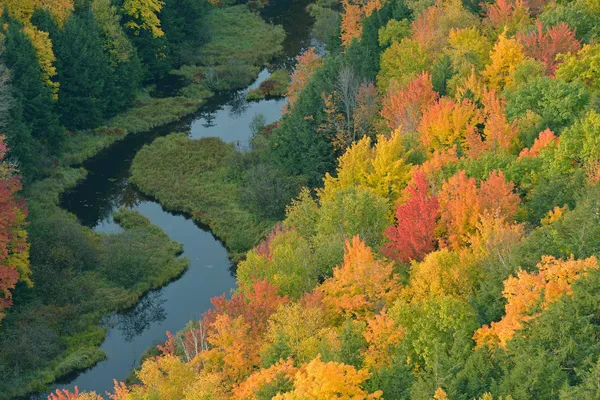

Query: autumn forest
[[1, 0, 600, 398]]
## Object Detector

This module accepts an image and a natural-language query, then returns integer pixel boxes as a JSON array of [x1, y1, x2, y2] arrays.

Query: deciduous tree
[[321, 236, 397, 318], [383, 171, 439, 263], [273, 356, 383, 399]]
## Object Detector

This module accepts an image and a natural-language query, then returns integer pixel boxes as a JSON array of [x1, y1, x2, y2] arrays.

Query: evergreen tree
[[1, 18, 63, 153], [54, 1, 113, 130], [0, 56, 39, 179]]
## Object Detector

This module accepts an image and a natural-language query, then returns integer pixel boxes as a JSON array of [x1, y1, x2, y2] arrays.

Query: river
[[42, 1, 316, 397]]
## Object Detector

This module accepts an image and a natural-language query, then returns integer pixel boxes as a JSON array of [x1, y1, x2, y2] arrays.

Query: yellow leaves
[[482, 31, 526, 89], [362, 309, 403, 369], [1, 0, 73, 25], [273, 356, 382, 400], [474, 255, 599, 348], [134, 355, 196, 399], [320, 236, 398, 318], [320, 131, 411, 204], [541, 205, 568, 225], [122, 0, 164, 37], [418, 97, 484, 154], [184, 372, 228, 400], [23, 25, 59, 99], [432, 387, 450, 400], [265, 302, 332, 364], [405, 248, 477, 302], [447, 27, 492, 75]]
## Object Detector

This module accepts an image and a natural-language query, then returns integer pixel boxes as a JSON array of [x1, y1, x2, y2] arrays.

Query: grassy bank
[[57, 5, 285, 169], [172, 5, 285, 91], [130, 134, 276, 261], [0, 170, 188, 398], [0, 5, 287, 397], [59, 90, 211, 168]]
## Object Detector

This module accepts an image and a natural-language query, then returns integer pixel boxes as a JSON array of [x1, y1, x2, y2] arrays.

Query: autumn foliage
[[0, 137, 29, 321], [284, 47, 323, 112], [321, 236, 397, 318], [383, 171, 439, 263], [518, 22, 581, 75], [474, 256, 599, 347], [381, 72, 438, 131]]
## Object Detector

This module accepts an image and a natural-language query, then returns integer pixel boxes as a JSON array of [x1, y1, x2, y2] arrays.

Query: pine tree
[[54, 1, 113, 130], [2, 18, 63, 152]]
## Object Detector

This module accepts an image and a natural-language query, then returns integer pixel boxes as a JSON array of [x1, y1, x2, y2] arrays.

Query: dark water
[[44, 1, 315, 397]]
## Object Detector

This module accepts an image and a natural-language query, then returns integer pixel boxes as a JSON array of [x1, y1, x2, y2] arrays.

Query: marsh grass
[[131, 134, 276, 261]]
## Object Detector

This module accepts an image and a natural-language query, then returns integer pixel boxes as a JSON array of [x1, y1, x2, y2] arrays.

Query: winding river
[[42, 1, 316, 396]]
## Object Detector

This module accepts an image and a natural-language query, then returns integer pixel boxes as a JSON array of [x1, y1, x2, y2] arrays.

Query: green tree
[[1, 19, 63, 152], [54, 1, 113, 129]]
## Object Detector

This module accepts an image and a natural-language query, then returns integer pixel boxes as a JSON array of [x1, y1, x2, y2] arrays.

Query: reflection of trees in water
[[228, 90, 249, 118], [111, 291, 167, 342], [120, 183, 144, 210]]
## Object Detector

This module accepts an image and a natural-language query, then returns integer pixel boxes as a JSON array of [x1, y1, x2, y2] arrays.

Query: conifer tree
[[54, 0, 112, 129]]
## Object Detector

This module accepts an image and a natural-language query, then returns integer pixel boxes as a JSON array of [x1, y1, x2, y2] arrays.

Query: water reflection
[[108, 291, 167, 343]]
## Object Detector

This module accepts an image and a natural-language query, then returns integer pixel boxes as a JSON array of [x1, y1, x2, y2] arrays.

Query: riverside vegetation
[[0, 0, 286, 397]]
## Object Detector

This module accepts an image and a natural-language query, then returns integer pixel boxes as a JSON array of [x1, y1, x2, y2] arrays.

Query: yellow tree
[[131, 355, 196, 399], [474, 255, 599, 348], [482, 31, 526, 89], [320, 236, 397, 318], [122, 0, 164, 37], [273, 356, 383, 399], [320, 131, 411, 204], [418, 97, 484, 153], [264, 302, 337, 364], [23, 25, 59, 98]]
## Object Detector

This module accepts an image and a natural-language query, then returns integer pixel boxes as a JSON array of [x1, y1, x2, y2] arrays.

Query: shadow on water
[[40, 0, 316, 397]]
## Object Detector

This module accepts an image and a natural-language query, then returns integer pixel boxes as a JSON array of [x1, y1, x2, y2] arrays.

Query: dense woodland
[[1, 0, 600, 398]]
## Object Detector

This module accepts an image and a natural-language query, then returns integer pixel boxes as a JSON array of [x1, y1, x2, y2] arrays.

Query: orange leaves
[[284, 48, 323, 112], [341, 0, 364, 47], [232, 359, 297, 400], [462, 89, 519, 158], [438, 170, 520, 248], [418, 97, 484, 153], [362, 309, 404, 369], [206, 279, 289, 336], [480, 89, 519, 153], [485, 0, 529, 31], [383, 172, 439, 263], [381, 72, 438, 132], [518, 22, 581, 75], [340, 0, 384, 47], [518, 129, 559, 158], [273, 356, 383, 399], [201, 314, 260, 384], [321, 236, 397, 318], [474, 255, 599, 348]]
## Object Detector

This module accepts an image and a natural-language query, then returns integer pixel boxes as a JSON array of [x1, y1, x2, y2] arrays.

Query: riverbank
[[0, 4, 287, 398], [130, 134, 278, 261]]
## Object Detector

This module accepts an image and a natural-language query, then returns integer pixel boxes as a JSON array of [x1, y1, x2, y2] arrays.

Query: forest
[[1, 0, 600, 398]]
